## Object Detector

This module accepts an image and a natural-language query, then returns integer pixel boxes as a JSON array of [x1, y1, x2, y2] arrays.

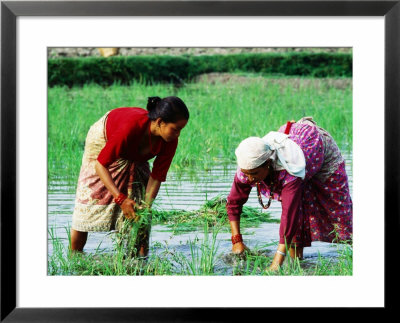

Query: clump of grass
[[48, 223, 175, 276], [183, 221, 221, 275], [227, 239, 353, 276], [48, 220, 224, 276], [151, 196, 279, 234], [48, 227, 71, 275], [230, 249, 272, 276], [309, 243, 353, 276], [114, 206, 152, 259]]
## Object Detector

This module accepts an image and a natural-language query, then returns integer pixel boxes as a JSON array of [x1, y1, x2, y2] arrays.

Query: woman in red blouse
[[227, 118, 352, 271], [70, 96, 189, 256]]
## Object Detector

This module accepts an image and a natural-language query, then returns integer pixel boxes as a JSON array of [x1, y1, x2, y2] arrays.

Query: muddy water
[[48, 153, 352, 273]]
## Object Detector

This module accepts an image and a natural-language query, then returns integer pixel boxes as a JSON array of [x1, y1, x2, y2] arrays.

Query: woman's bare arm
[[145, 175, 161, 207], [94, 160, 137, 219]]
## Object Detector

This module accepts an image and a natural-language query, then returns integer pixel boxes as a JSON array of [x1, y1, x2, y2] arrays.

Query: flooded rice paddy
[[48, 153, 352, 274]]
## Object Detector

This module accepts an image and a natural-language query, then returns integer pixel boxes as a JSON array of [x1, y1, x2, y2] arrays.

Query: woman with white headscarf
[[227, 118, 352, 271]]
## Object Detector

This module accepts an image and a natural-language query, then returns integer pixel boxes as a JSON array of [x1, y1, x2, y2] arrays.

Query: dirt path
[[48, 47, 351, 58]]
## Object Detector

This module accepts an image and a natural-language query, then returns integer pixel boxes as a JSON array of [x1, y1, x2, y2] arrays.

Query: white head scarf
[[235, 137, 274, 170], [235, 132, 306, 179]]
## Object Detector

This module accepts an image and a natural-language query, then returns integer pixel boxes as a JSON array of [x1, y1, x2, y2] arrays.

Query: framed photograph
[[1, 0, 398, 321]]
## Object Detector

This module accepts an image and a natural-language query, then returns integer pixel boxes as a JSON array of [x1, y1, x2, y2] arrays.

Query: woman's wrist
[[231, 233, 243, 245], [114, 193, 127, 206]]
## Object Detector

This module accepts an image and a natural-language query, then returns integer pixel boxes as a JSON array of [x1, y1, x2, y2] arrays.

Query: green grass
[[151, 196, 280, 234], [48, 74, 353, 276], [48, 198, 352, 276], [48, 75, 352, 186], [48, 223, 353, 276]]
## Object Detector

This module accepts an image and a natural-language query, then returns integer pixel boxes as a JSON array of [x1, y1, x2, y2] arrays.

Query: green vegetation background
[[48, 52, 353, 276], [49, 77, 352, 185], [48, 52, 352, 86], [48, 52, 352, 186]]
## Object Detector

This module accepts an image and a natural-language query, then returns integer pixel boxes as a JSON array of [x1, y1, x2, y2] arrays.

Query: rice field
[[48, 72, 353, 276], [48, 198, 352, 276], [48, 74, 352, 186], [48, 229, 353, 276]]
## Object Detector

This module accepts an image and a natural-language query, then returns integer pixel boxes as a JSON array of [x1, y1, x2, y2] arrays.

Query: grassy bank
[[48, 75, 352, 186]]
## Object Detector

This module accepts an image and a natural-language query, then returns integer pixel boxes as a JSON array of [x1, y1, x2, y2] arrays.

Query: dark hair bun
[[147, 96, 189, 123], [147, 96, 161, 112]]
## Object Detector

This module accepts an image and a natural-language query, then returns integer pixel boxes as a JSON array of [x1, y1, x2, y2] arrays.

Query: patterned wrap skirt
[[71, 112, 150, 233], [295, 118, 353, 246]]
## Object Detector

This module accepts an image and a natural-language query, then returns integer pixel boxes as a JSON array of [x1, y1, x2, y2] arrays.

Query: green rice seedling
[[49, 227, 177, 276], [335, 243, 353, 275], [231, 251, 271, 276], [183, 221, 221, 275], [277, 256, 305, 276], [48, 227, 71, 275], [227, 241, 275, 275], [48, 223, 353, 276], [308, 227, 353, 276], [310, 243, 353, 276], [309, 252, 335, 276], [139, 252, 176, 275], [48, 75, 352, 186], [114, 206, 152, 259], [48, 199, 352, 276], [150, 196, 278, 235]]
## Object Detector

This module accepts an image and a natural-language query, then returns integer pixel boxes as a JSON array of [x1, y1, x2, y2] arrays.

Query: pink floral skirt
[[293, 161, 352, 247]]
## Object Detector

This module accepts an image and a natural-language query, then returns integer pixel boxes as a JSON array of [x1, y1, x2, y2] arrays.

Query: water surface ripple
[[48, 154, 352, 272]]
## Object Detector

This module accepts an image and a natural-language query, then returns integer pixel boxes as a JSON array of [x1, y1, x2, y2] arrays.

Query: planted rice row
[[48, 75, 352, 186]]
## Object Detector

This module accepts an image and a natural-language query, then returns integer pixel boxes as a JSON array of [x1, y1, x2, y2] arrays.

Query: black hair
[[146, 96, 189, 123]]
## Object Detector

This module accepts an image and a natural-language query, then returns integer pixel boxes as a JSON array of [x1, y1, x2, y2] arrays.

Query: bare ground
[[193, 72, 352, 90], [48, 47, 352, 58]]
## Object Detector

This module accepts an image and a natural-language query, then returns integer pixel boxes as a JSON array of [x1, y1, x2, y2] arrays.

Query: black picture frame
[[1, 0, 398, 321]]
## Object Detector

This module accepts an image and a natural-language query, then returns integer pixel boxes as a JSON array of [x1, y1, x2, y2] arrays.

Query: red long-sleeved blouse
[[226, 174, 302, 245], [226, 121, 304, 246], [97, 107, 178, 182]]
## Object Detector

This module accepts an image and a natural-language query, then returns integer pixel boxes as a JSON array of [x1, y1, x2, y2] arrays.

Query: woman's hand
[[232, 242, 249, 255], [120, 198, 137, 220]]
